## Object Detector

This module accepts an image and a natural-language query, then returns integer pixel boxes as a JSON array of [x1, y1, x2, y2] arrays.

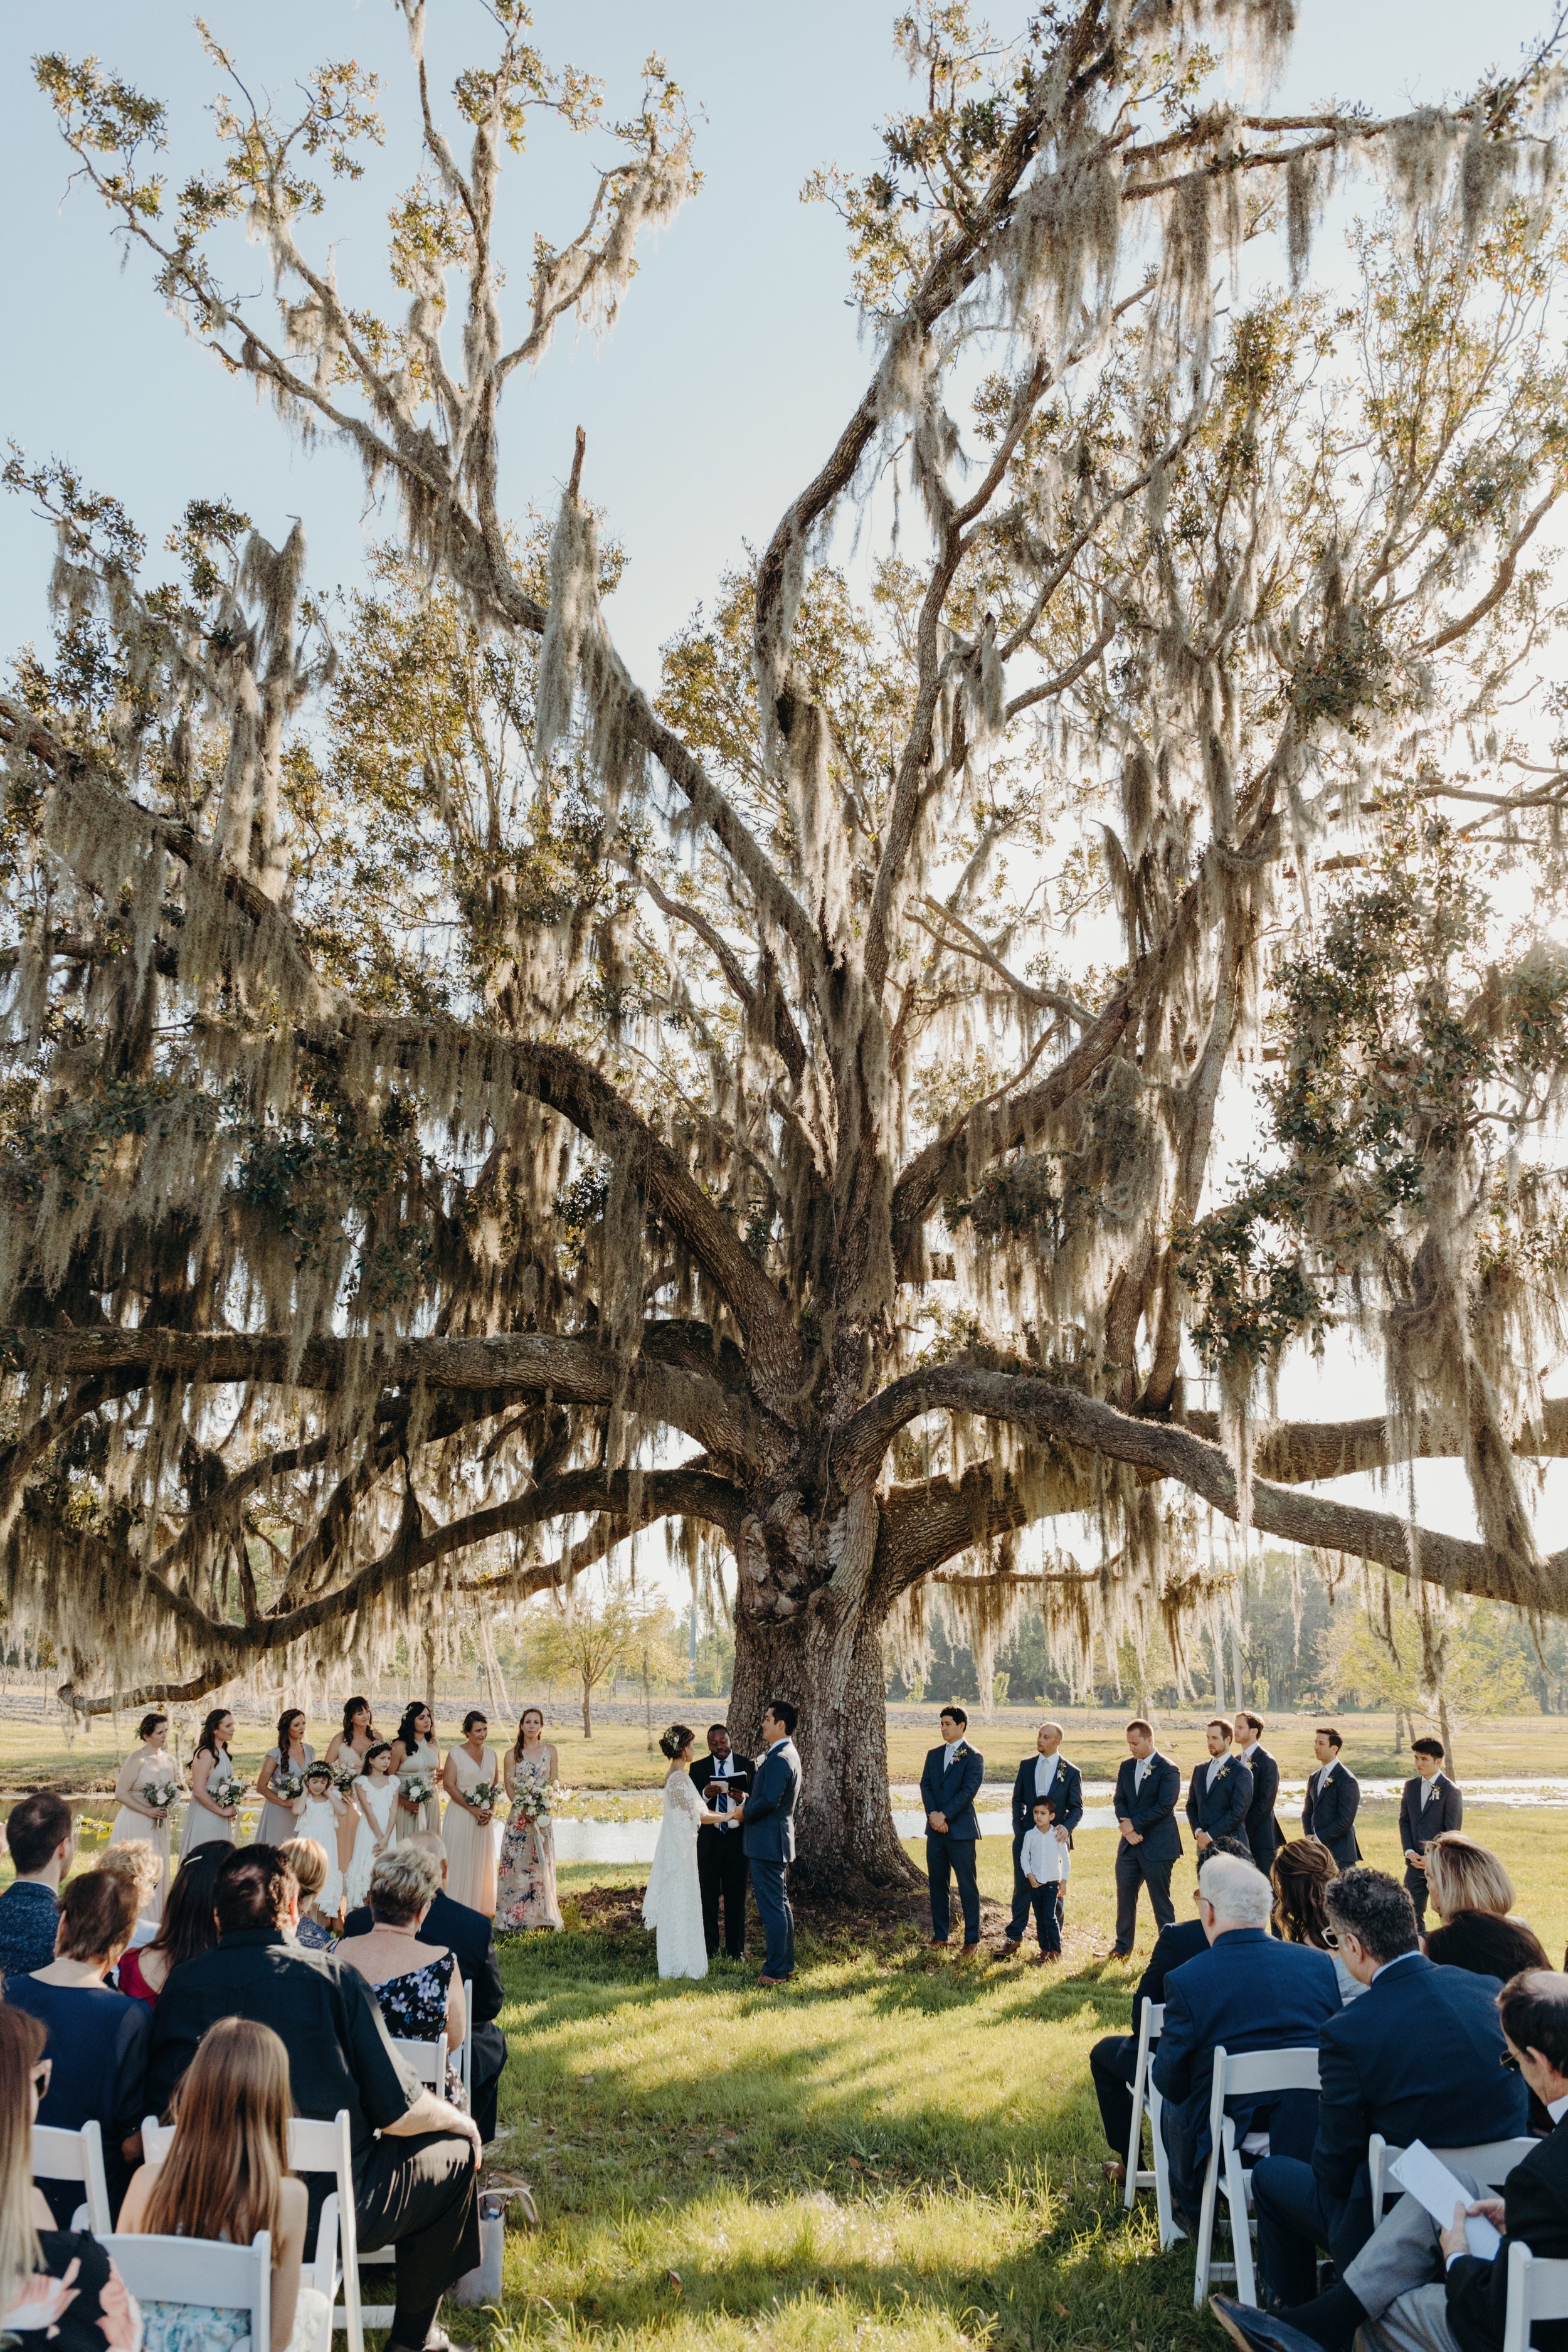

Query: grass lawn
[[477, 1805, 1568, 2352]]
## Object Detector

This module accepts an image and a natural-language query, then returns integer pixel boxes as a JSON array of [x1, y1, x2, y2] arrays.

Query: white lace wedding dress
[[643, 1769, 708, 1980]]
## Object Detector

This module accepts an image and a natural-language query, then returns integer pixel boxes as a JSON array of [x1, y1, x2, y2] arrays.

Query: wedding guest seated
[[4, 1870, 150, 2226], [118, 2015, 328, 2352], [337, 1848, 467, 2105], [1212, 1969, 1568, 2352], [1251, 1866, 1528, 2314], [1090, 1834, 1256, 2181], [0, 1794, 74, 1978], [1426, 1907, 1549, 1979], [1152, 1853, 1339, 2220], [1424, 1835, 1518, 1925], [97, 1842, 163, 1954], [342, 1831, 509, 2144], [0, 2004, 139, 2351], [1271, 1838, 1363, 2003], [115, 1842, 225, 2008], [280, 1836, 338, 1950], [147, 1842, 481, 2352]]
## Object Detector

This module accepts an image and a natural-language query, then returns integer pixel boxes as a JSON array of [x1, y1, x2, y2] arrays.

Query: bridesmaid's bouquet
[[272, 1769, 304, 1803], [466, 1779, 500, 1814], [143, 1776, 178, 1816], [331, 1762, 361, 1793], [402, 1772, 436, 1811], [509, 1779, 552, 1828], [209, 1768, 238, 1812]]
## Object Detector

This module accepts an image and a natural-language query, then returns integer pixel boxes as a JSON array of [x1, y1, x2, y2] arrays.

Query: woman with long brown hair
[[1271, 1836, 1362, 2004], [117, 1843, 226, 2007], [179, 1708, 239, 1861], [117, 2015, 324, 2352], [0, 2004, 139, 2348]]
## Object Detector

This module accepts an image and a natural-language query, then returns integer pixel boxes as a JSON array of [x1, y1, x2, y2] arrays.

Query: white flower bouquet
[[466, 1779, 500, 1814], [509, 1778, 552, 1828], [331, 1762, 361, 1793], [401, 1772, 436, 1811], [142, 1776, 179, 1816], [209, 1771, 238, 1812], [272, 1769, 305, 1803]]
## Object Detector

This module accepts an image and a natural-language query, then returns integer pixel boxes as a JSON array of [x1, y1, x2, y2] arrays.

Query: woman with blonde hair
[[0, 2003, 139, 2348], [278, 1838, 336, 1951], [1271, 1837, 1363, 2004], [97, 1841, 165, 1923], [117, 2015, 325, 2352], [1424, 1833, 1516, 1921]]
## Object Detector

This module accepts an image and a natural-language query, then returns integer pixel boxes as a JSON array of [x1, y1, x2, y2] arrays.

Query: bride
[[644, 1724, 731, 1981]]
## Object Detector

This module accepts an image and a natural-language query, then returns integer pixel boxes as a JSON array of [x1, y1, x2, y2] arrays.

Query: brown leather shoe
[[928, 1937, 949, 1948], [993, 1939, 1022, 1959], [1101, 2158, 1127, 2187], [960, 1941, 982, 1956]]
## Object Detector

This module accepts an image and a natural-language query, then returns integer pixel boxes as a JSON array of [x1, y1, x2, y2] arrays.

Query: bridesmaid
[[256, 1707, 314, 1846], [322, 1695, 378, 1882], [107, 1712, 183, 1922], [441, 1709, 500, 1915], [389, 1702, 443, 1840], [495, 1707, 564, 1931], [178, 1707, 239, 1858]]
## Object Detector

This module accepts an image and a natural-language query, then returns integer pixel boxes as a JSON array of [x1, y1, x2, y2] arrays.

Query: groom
[[739, 1698, 800, 1986]]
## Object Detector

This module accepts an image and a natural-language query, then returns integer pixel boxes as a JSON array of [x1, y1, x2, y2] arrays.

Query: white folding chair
[[33, 2119, 111, 2233], [350, 2039, 450, 2331], [1147, 2082, 1185, 2250], [103, 2230, 269, 2352], [1503, 2240, 1568, 2352], [1194, 2044, 1322, 2307], [1124, 2001, 1165, 2208], [1371, 2135, 1537, 2223]]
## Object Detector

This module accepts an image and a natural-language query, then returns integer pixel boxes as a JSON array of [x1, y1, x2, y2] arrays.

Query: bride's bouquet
[[142, 1776, 178, 1818], [465, 1778, 500, 1815], [401, 1772, 436, 1812]]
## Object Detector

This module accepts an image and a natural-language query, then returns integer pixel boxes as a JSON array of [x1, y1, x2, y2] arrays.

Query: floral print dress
[[373, 1950, 464, 2104], [495, 1754, 563, 1931]]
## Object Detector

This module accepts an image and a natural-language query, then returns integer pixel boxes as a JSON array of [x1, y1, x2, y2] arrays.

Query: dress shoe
[[1101, 2158, 1127, 2187], [960, 1941, 982, 1956], [928, 1937, 949, 1948], [1208, 2295, 1325, 2352], [993, 1939, 1022, 1959], [758, 1972, 788, 1986], [1034, 1949, 1061, 1964]]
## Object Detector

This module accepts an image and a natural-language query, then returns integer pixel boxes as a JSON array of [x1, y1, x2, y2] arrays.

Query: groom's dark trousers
[[741, 1736, 800, 1979]]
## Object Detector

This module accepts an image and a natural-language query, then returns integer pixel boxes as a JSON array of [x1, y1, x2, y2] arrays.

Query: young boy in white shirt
[[1019, 1793, 1069, 1961]]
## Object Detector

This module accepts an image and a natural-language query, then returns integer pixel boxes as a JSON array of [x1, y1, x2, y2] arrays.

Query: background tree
[[524, 1585, 644, 1741], [6, 3, 1568, 1893]]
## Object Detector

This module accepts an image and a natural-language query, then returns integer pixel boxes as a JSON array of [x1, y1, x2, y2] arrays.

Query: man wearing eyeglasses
[[1212, 1968, 1568, 2352], [1244, 1868, 1527, 2333]]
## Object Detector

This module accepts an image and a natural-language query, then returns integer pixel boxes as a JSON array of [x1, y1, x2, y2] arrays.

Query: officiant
[[691, 1724, 751, 1961]]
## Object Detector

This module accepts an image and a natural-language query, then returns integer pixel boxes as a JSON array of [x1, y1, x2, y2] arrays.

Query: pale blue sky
[[1, 1, 1558, 686]]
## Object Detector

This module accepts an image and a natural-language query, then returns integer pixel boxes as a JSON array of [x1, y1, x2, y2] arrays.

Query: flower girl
[[290, 1763, 348, 1920], [344, 1743, 400, 1912]]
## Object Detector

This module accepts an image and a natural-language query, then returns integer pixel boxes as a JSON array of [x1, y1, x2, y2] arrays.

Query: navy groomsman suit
[[1003, 1744, 1083, 1947], [1185, 1750, 1253, 1850], [1397, 1765, 1463, 1926], [742, 1734, 800, 1981], [1111, 1748, 1183, 1954], [1302, 1754, 1362, 1867], [1253, 1947, 1528, 2306], [919, 1735, 985, 1946], [1237, 1736, 1285, 1878]]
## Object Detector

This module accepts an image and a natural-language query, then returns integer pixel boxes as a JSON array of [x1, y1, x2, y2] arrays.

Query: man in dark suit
[[1186, 1718, 1254, 1853], [690, 1724, 752, 1960], [997, 1720, 1083, 1957], [1251, 1867, 1527, 2314], [1212, 1969, 1568, 2352], [1112, 1718, 1184, 1956], [1301, 1725, 1362, 1867], [919, 1705, 985, 1951], [739, 1698, 800, 1986], [1152, 1851, 1340, 2217], [1399, 1737, 1463, 1928], [341, 1829, 509, 2143], [1235, 1710, 1285, 1879], [1091, 1835, 1256, 2177]]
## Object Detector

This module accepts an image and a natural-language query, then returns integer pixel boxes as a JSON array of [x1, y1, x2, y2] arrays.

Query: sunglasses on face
[[1320, 1929, 1341, 1949]]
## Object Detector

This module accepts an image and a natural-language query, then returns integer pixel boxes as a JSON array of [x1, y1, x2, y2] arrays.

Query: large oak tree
[[6, 1, 1568, 1890]]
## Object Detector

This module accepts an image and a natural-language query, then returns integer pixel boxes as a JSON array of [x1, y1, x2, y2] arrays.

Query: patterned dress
[[371, 1949, 465, 2104], [495, 1754, 563, 1931]]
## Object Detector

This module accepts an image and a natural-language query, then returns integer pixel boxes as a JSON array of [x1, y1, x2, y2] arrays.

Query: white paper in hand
[[1388, 2141, 1503, 2260]]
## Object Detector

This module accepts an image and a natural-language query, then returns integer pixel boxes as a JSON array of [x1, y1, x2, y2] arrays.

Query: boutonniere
[[1215, 1762, 1231, 1779]]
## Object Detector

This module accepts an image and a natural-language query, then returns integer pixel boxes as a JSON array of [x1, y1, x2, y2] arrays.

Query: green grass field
[[474, 1803, 1568, 2352]]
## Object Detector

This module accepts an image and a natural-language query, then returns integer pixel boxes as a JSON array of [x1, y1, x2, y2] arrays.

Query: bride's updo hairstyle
[[659, 1724, 695, 1761]]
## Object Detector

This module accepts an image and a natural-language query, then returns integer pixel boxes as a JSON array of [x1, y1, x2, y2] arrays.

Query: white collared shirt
[[1317, 1759, 1337, 1783], [1034, 1752, 1059, 1799], [1020, 1825, 1069, 1883], [709, 1749, 737, 1828], [1372, 1949, 1424, 1983], [1134, 1755, 1150, 1789], [1420, 1774, 1440, 1806], [1206, 1754, 1226, 1789], [1239, 1739, 1259, 1764], [1550, 2092, 1568, 2124], [943, 1738, 965, 1769]]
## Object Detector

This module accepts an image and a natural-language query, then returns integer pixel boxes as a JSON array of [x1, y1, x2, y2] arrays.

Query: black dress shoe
[[1209, 2296, 1325, 2352]]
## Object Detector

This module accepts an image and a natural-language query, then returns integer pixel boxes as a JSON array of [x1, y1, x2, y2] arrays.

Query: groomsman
[[690, 1723, 752, 1959], [1398, 1735, 1462, 1926], [1301, 1724, 1362, 1867], [1111, 1719, 1182, 1956], [1185, 1718, 1253, 1853], [1233, 1710, 1285, 1878], [919, 1706, 985, 1951], [997, 1721, 1083, 1958]]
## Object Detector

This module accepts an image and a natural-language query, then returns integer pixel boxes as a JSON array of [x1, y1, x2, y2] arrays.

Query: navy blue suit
[[1152, 1927, 1340, 2212], [1239, 1744, 1285, 1877], [1397, 1770, 1463, 1924], [742, 1738, 800, 1978], [1112, 1751, 1183, 1952], [1185, 1754, 1253, 1848], [920, 1740, 985, 1944], [1253, 1949, 1528, 2306], [1301, 1759, 1362, 1867], [1089, 1916, 1209, 2156], [1005, 1752, 1083, 1942]]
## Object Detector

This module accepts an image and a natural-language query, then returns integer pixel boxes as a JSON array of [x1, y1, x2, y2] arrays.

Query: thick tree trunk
[[729, 1527, 919, 1900]]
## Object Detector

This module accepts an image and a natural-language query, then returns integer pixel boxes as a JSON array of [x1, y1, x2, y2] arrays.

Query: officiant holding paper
[[691, 1724, 751, 1961]]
